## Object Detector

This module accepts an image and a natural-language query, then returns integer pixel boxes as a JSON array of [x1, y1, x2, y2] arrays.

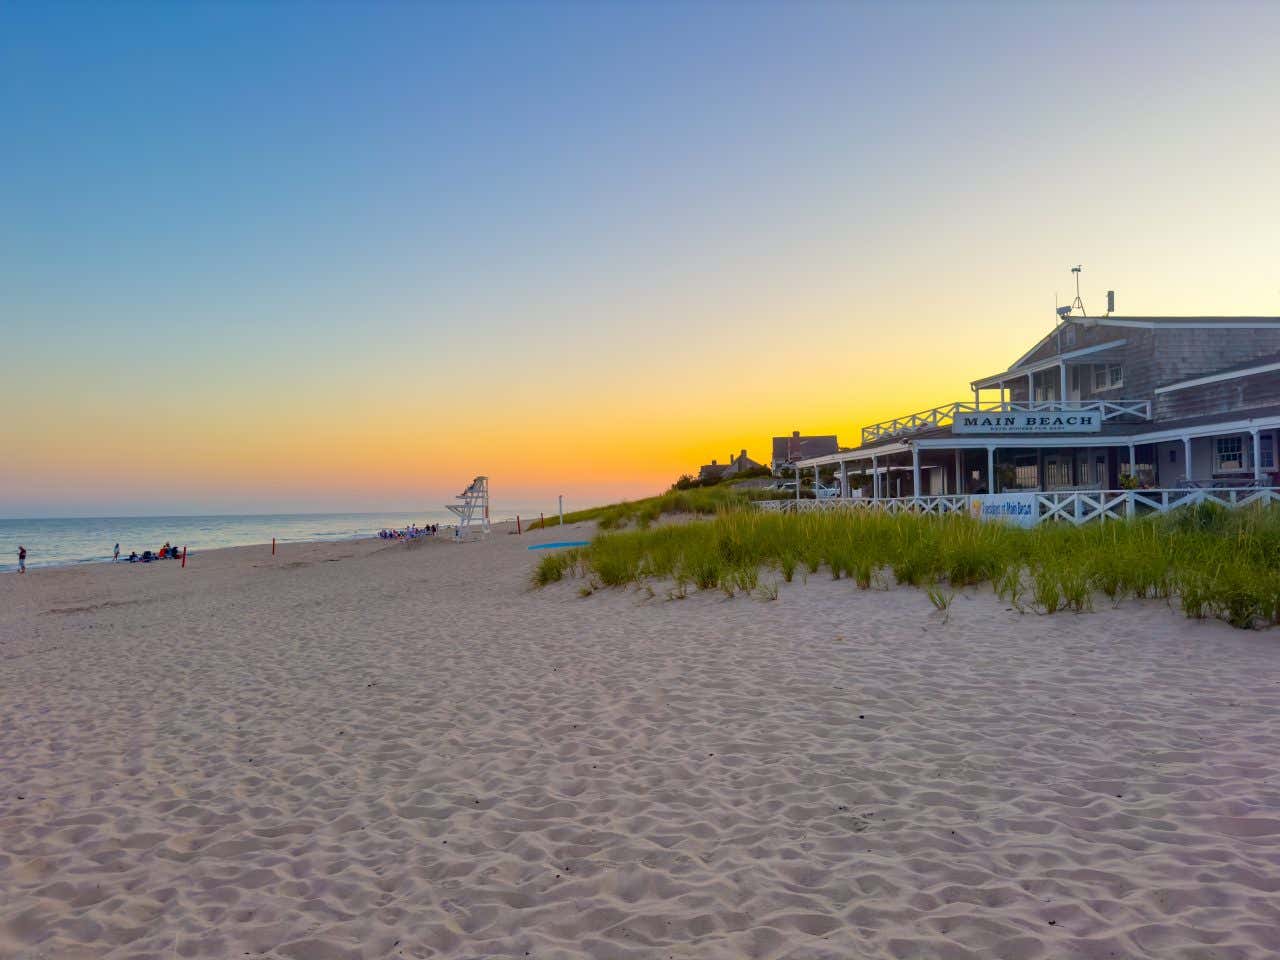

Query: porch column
[[813, 464, 820, 497], [872, 456, 879, 499], [794, 463, 800, 502], [954, 450, 963, 494], [1059, 361, 1067, 402], [911, 446, 921, 500], [1253, 429, 1263, 484], [1127, 442, 1136, 479], [839, 461, 848, 498], [987, 446, 996, 494], [973, 386, 979, 404], [1027, 372, 1034, 402], [1182, 436, 1192, 483]]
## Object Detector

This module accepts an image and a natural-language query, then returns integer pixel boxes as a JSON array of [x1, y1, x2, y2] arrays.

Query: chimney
[[740, 448, 748, 461], [711, 459, 717, 466], [729, 453, 736, 465], [792, 430, 800, 439]]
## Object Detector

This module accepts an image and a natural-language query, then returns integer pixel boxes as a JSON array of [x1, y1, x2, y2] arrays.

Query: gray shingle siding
[[1015, 322, 1130, 369], [1150, 329, 1280, 389], [1156, 371, 1280, 420], [1010, 321, 1280, 423]]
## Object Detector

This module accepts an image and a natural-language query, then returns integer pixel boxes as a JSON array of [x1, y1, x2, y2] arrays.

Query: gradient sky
[[3, 1, 1279, 517]]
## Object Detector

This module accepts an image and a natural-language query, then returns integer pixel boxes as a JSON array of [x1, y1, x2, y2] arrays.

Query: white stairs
[[447, 476, 490, 539]]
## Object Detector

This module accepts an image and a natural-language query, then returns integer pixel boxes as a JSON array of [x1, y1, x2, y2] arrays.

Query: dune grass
[[533, 501, 1280, 629], [524, 485, 782, 532]]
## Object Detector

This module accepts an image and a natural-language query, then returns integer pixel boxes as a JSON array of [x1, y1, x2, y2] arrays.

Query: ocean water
[[0, 506, 547, 572]]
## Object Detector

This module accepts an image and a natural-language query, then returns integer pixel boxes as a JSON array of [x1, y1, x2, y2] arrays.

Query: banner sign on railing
[[968, 493, 1038, 527], [952, 409, 1102, 434]]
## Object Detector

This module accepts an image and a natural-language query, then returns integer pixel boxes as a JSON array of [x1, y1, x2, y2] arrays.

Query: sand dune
[[2, 525, 1279, 958]]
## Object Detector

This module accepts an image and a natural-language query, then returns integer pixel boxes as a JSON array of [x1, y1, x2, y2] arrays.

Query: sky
[[3, 1, 1279, 517]]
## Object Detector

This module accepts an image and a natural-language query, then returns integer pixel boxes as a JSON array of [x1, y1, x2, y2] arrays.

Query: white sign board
[[968, 493, 1038, 527], [952, 411, 1102, 434]]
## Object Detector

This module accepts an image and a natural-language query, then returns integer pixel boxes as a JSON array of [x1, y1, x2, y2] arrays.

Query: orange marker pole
[[272, 537, 276, 556], [181, 546, 187, 569]]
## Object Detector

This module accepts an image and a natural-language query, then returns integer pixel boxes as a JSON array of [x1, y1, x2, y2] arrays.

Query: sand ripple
[[2, 530, 1280, 958]]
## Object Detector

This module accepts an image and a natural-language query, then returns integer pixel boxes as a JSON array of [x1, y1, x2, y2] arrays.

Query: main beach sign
[[952, 409, 1102, 434]]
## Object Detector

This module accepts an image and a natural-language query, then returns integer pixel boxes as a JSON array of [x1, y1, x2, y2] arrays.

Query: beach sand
[[2, 524, 1279, 959]]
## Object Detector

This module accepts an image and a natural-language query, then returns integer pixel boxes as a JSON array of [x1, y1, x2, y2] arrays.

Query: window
[[1045, 458, 1072, 489], [1092, 363, 1124, 391], [1013, 456, 1039, 489], [1262, 434, 1275, 470], [1215, 436, 1244, 473], [1064, 326, 1077, 347]]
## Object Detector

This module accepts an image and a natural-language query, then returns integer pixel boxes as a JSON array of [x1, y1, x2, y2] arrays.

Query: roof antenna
[[1069, 265, 1086, 316]]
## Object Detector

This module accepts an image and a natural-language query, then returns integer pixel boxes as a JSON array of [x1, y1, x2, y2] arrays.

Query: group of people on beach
[[13, 525, 444, 574], [378, 524, 438, 540], [117, 541, 182, 563]]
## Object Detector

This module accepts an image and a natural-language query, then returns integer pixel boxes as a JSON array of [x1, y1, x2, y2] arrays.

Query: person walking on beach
[[113, 543, 120, 562], [17, 545, 26, 574]]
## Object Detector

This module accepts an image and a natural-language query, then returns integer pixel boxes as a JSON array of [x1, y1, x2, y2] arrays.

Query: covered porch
[[794, 414, 1280, 500]]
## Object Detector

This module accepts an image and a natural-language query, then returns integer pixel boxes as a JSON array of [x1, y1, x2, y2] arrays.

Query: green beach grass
[[533, 501, 1280, 630], [524, 485, 783, 532]]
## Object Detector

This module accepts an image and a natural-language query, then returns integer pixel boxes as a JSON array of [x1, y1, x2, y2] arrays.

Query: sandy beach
[[2, 524, 1279, 959]]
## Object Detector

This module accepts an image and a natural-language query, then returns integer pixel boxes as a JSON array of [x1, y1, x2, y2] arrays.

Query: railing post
[[1126, 490, 1135, 519]]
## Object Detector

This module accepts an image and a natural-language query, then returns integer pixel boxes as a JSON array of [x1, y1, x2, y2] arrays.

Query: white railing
[[1036, 486, 1280, 524], [756, 487, 1280, 526], [757, 495, 971, 516], [861, 399, 1152, 443]]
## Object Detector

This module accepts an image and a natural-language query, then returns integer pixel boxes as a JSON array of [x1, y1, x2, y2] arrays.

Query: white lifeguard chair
[[447, 476, 490, 540]]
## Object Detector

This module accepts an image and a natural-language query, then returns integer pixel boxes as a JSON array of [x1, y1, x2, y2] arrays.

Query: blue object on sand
[[527, 541, 590, 550]]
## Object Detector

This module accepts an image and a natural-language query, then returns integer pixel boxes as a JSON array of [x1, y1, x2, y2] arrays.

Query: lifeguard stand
[[447, 476, 490, 539]]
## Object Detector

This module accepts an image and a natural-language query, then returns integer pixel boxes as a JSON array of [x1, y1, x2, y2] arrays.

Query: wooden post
[[1252, 429, 1263, 484], [1182, 436, 1192, 483], [987, 446, 995, 494], [911, 446, 921, 500], [272, 537, 276, 556], [516, 515, 522, 535], [181, 546, 187, 568]]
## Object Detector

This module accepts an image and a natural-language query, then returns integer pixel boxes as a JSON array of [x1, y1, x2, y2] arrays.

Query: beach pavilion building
[[782, 314, 1280, 523]]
